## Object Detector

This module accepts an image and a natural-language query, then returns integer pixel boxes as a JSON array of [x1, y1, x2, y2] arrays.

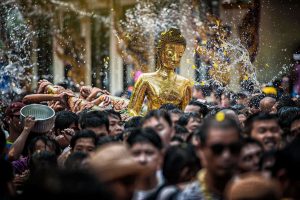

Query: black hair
[[277, 107, 300, 130], [105, 109, 121, 121], [27, 135, 51, 155], [29, 151, 58, 174], [159, 103, 179, 111], [276, 96, 296, 111], [197, 116, 241, 145], [22, 169, 113, 200], [97, 135, 118, 147], [127, 127, 163, 150], [237, 92, 248, 99], [244, 113, 279, 135], [174, 124, 189, 135], [54, 111, 79, 132], [241, 137, 263, 149], [194, 84, 211, 97], [187, 100, 209, 117], [79, 110, 109, 131], [170, 136, 184, 143], [70, 130, 97, 149], [64, 152, 88, 171], [249, 94, 266, 108], [124, 116, 143, 129], [177, 112, 202, 127], [163, 144, 201, 185], [142, 109, 172, 127], [169, 108, 184, 115]]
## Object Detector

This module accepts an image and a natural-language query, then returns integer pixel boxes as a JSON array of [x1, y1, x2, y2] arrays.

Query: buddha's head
[[157, 28, 186, 70]]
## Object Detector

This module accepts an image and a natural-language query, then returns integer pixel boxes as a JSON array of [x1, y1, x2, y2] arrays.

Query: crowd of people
[[1, 75, 300, 200]]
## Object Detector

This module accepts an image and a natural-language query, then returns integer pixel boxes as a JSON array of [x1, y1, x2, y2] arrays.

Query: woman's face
[[161, 43, 185, 70]]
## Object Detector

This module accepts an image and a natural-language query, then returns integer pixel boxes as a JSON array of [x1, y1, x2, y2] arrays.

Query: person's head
[[221, 92, 231, 108], [142, 110, 173, 145], [170, 136, 184, 146], [259, 97, 276, 113], [244, 113, 282, 151], [4, 102, 25, 133], [226, 173, 281, 200], [29, 151, 58, 174], [79, 110, 109, 137], [174, 124, 190, 141], [64, 152, 88, 171], [236, 92, 248, 106], [277, 107, 300, 142], [169, 108, 184, 125], [28, 136, 59, 157], [124, 116, 143, 129], [193, 84, 210, 100], [163, 144, 201, 185], [184, 100, 208, 118], [54, 111, 79, 134], [272, 136, 300, 199], [105, 110, 124, 136], [276, 96, 296, 111], [238, 137, 263, 174], [199, 114, 242, 179], [157, 28, 186, 70], [70, 130, 97, 154], [249, 94, 265, 114], [127, 128, 163, 171], [177, 112, 202, 133], [88, 143, 146, 200]]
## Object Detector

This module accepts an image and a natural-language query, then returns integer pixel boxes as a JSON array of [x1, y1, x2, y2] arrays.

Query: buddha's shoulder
[[137, 72, 157, 82]]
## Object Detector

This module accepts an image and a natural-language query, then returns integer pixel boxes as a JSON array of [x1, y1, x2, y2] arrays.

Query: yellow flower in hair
[[262, 86, 277, 96], [216, 111, 225, 122]]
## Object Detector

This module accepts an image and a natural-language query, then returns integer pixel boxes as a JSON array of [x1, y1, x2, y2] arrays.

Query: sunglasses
[[208, 142, 241, 156]]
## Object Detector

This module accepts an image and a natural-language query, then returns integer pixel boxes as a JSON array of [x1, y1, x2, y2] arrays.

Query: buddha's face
[[161, 43, 185, 70]]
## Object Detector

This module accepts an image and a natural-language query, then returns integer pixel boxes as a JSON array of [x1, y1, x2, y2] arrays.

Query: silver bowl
[[20, 104, 55, 133]]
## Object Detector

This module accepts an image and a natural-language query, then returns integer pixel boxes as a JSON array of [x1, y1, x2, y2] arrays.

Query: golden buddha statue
[[128, 28, 193, 116]]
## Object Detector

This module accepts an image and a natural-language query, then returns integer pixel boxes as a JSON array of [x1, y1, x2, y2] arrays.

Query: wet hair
[[124, 116, 143, 129], [249, 94, 265, 109], [79, 110, 109, 131], [64, 152, 88, 171], [277, 107, 300, 130], [169, 108, 184, 115], [27, 135, 51, 155], [197, 116, 241, 145], [70, 130, 97, 149], [187, 100, 209, 117], [105, 109, 121, 121], [127, 127, 163, 150], [244, 113, 279, 135], [54, 111, 79, 132], [194, 84, 211, 97], [97, 135, 117, 147], [177, 112, 202, 127], [276, 96, 296, 111], [142, 109, 172, 127], [159, 103, 179, 111], [29, 151, 58, 174], [163, 144, 201, 184]]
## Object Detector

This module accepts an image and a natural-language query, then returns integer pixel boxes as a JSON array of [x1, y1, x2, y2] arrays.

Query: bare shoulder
[[137, 72, 157, 83]]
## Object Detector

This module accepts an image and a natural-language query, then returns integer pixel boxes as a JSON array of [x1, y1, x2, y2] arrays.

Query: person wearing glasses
[[178, 112, 242, 200]]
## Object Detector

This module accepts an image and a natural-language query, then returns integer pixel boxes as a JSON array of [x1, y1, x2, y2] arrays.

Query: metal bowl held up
[[20, 104, 55, 133]]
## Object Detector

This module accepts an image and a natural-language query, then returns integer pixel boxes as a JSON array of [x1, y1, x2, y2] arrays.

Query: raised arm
[[128, 76, 147, 116]]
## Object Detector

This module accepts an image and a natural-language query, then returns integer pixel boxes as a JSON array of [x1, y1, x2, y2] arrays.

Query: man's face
[[221, 95, 230, 108], [108, 115, 124, 136], [73, 138, 95, 154], [130, 142, 162, 171], [238, 143, 263, 173], [86, 125, 109, 138], [142, 117, 173, 145], [184, 105, 200, 114], [250, 120, 282, 151], [202, 127, 241, 179], [170, 113, 181, 125], [10, 115, 23, 133], [186, 117, 201, 133]]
